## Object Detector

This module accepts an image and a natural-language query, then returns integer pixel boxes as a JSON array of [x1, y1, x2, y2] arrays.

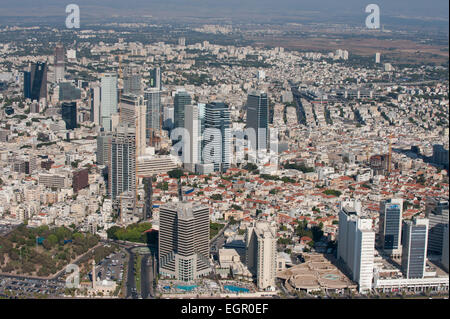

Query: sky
[[0, 0, 448, 21]]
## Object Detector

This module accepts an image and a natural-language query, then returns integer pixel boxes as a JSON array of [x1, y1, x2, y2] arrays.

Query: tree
[[211, 194, 223, 201], [168, 169, 184, 179]]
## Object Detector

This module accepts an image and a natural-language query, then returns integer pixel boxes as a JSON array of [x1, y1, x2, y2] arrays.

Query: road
[[141, 254, 157, 299], [125, 245, 157, 299], [126, 249, 138, 299]]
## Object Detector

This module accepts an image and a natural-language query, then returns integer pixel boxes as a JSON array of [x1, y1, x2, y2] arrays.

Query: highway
[[125, 245, 157, 299]]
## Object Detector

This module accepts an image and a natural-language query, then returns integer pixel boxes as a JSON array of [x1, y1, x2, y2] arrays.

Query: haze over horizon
[[0, 0, 448, 21]]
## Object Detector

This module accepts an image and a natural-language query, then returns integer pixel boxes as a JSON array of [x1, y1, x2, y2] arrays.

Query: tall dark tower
[[246, 91, 269, 151], [61, 102, 77, 130], [26, 62, 47, 102]]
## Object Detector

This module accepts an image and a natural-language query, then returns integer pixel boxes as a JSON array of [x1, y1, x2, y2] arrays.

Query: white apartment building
[[338, 203, 375, 293], [246, 221, 277, 290]]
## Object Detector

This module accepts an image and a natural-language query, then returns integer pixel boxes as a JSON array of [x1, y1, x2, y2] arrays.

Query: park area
[[0, 224, 99, 277]]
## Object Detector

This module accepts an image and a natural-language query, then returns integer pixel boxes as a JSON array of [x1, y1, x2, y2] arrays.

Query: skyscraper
[[96, 131, 112, 166], [173, 90, 191, 130], [101, 73, 118, 131], [58, 82, 81, 101], [90, 85, 101, 125], [245, 221, 277, 290], [119, 93, 147, 157], [54, 43, 65, 83], [379, 198, 403, 257], [442, 225, 449, 272], [401, 218, 429, 279], [24, 62, 47, 102], [123, 66, 142, 95], [184, 104, 201, 172], [159, 202, 211, 281], [109, 125, 136, 201], [150, 67, 161, 90], [246, 91, 269, 152], [426, 198, 449, 254], [61, 102, 77, 130], [204, 101, 231, 172], [144, 88, 161, 139], [23, 71, 31, 99], [337, 202, 375, 293]]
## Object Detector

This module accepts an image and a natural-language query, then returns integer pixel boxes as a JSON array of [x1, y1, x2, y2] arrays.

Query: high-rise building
[[163, 105, 174, 131], [337, 202, 375, 293], [100, 73, 118, 131], [150, 67, 161, 90], [90, 85, 101, 125], [123, 67, 142, 95], [442, 225, 449, 272], [24, 62, 47, 101], [379, 198, 403, 257], [96, 131, 112, 166], [245, 221, 277, 290], [58, 82, 81, 101], [109, 125, 136, 200], [173, 90, 191, 130], [375, 52, 381, 64], [119, 93, 147, 157], [54, 43, 65, 83], [61, 102, 77, 130], [23, 70, 31, 99], [431, 144, 449, 169], [184, 104, 201, 171], [401, 218, 429, 279], [159, 202, 211, 281], [426, 198, 449, 254], [204, 101, 231, 172], [144, 88, 161, 139], [246, 92, 269, 152]]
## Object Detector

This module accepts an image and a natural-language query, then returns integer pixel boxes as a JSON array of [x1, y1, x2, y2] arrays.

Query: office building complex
[[338, 202, 375, 293], [245, 221, 277, 290], [159, 202, 211, 281], [401, 218, 429, 279], [379, 198, 403, 257], [100, 73, 118, 131], [109, 125, 136, 201], [61, 102, 77, 130], [23, 62, 47, 101], [246, 92, 269, 151], [426, 198, 449, 254]]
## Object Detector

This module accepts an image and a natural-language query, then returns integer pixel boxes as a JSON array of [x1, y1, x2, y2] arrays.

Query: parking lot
[[94, 250, 128, 283], [0, 276, 66, 298]]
